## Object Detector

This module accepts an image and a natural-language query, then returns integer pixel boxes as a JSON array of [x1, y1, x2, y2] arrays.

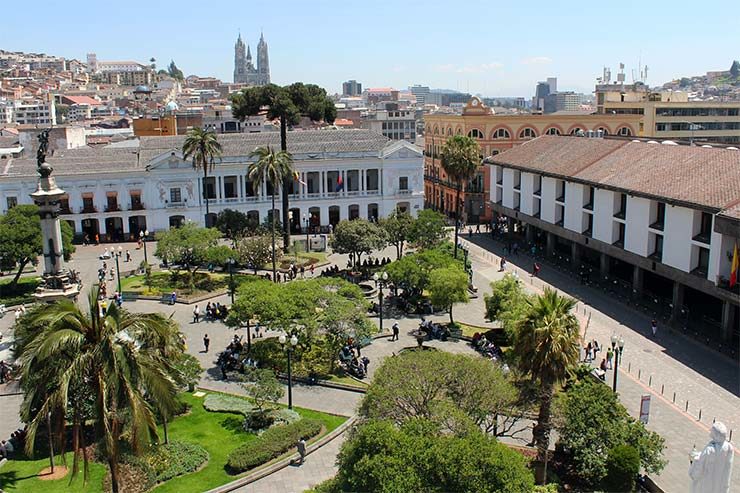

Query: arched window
[[518, 127, 537, 139], [433, 126, 439, 135], [545, 127, 561, 135], [467, 128, 484, 139], [492, 128, 511, 139], [617, 126, 632, 136], [596, 127, 609, 135], [569, 127, 586, 135], [456, 127, 462, 135], [447, 127, 453, 136]]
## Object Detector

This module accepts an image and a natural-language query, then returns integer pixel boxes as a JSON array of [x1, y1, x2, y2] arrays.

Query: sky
[[2, 0, 738, 97]]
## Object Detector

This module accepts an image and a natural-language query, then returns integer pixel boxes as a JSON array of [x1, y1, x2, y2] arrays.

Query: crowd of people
[[338, 339, 370, 379], [192, 302, 229, 323], [0, 427, 25, 459]]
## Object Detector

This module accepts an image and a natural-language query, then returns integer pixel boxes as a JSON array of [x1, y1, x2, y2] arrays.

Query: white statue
[[689, 422, 734, 493]]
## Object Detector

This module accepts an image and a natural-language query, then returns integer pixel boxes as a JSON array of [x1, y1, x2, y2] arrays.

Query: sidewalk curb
[[204, 416, 356, 493]]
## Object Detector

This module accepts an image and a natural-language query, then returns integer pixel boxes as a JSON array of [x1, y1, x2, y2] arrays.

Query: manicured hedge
[[227, 418, 322, 472], [145, 440, 209, 482], [203, 393, 255, 415]]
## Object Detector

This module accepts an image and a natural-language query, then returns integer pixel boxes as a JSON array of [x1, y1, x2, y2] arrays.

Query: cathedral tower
[[233, 33, 246, 83], [257, 32, 270, 86], [233, 31, 270, 86]]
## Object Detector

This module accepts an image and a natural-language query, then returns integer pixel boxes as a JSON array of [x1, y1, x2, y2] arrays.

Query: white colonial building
[[0, 128, 423, 240], [487, 135, 740, 350]]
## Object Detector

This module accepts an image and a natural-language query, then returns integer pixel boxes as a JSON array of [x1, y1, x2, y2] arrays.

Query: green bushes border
[[226, 418, 322, 473]]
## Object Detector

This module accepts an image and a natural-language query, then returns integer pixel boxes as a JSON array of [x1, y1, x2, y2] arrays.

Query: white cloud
[[434, 62, 503, 73], [521, 56, 552, 65]]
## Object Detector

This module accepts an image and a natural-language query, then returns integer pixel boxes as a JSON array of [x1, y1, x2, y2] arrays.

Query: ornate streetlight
[[611, 334, 625, 392], [139, 229, 150, 264], [279, 333, 299, 409], [303, 213, 310, 252], [228, 257, 236, 304], [114, 246, 123, 294], [373, 271, 389, 333]]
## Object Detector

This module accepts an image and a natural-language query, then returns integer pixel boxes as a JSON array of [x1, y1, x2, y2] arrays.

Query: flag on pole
[[293, 170, 306, 186], [336, 174, 344, 192], [730, 242, 739, 288]]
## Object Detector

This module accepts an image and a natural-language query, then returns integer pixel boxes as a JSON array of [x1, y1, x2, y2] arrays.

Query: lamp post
[[114, 246, 123, 294], [303, 213, 310, 252], [611, 334, 625, 392], [228, 257, 236, 304], [279, 333, 299, 409], [373, 271, 388, 333], [140, 229, 149, 264]]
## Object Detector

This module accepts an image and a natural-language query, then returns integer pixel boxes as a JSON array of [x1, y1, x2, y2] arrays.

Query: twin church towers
[[233, 31, 270, 85]]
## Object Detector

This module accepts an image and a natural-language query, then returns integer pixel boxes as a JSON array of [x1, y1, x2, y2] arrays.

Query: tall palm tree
[[440, 135, 481, 259], [512, 288, 581, 485], [248, 145, 295, 281], [232, 83, 336, 249], [183, 127, 222, 227], [15, 288, 179, 493]]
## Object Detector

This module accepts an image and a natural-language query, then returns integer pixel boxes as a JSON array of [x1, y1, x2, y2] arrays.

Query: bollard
[[661, 384, 664, 395], [698, 409, 702, 421], [649, 375, 652, 387], [673, 392, 676, 403], [628, 362, 631, 373], [686, 401, 689, 412], [730, 430, 733, 442], [638, 369, 642, 380]]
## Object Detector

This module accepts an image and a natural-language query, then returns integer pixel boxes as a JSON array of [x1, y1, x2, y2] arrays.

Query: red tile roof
[[62, 95, 102, 106], [490, 136, 740, 213]]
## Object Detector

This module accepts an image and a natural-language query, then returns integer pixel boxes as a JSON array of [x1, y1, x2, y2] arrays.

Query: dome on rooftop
[[164, 101, 178, 112], [134, 85, 151, 93]]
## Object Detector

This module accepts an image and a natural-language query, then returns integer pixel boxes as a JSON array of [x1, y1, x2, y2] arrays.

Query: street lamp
[[279, 333, 299, 409], [228, 257, 236, 304], [140, 229, 149, 264], [611, 334, 625, 392], [114, 246, 123, 294], [303, 213, 310, 252], [373, 271, 389, 333]]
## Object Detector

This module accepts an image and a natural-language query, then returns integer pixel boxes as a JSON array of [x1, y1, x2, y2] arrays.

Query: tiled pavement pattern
[[2, 235, 738, 492]]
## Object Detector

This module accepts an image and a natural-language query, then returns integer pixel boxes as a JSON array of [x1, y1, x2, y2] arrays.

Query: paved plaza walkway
[[1, 234, 738, 492]]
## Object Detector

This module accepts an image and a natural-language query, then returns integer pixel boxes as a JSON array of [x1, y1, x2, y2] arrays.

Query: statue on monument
[[36, 128, 53, 178], [689, 421, 734, 493]]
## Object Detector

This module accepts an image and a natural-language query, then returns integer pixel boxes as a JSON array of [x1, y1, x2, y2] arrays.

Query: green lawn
[[0, 392, 345, 493], [0, 276, 40, 306], [120, 271, 255, 297], [326, 374, 369, 389]]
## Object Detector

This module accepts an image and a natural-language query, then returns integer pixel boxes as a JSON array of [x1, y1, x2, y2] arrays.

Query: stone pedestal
[[30, 173, 80, 302]]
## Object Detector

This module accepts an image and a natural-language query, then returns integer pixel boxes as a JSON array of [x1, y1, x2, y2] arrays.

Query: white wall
[[520, 172, 535, 215], [662, 205, 694, 271], [501, 168, 515, 209], [564, 182, 584, 233], [625, 196, 650, 256], [540, 176, 557, 223], [593, 189, 614, 243]]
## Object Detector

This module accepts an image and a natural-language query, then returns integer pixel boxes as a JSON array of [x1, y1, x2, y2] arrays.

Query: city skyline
[[0, 0, 738, 96]]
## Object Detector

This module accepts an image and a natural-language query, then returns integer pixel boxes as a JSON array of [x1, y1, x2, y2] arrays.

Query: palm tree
[[440, 135, 481, 259], [232, 83, 336, 249], [248, 145, 295, 281], [15, 288, 179, 493], [183, 127, 222, 227], [512, 288, 581, 485]]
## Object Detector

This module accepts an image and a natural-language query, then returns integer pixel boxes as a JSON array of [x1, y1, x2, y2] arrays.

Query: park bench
[[121, 291, 139, 302], [592, 368, 606, 381], [160, 294, 174, 304]]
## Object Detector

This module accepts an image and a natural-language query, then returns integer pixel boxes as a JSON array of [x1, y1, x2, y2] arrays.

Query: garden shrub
[[227, 418, 322, 472], [603, 445, 639, 492], [203, 393, 255, 415], [144, 440, 209, 482]]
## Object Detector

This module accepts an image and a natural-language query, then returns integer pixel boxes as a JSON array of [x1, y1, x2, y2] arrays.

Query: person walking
[[391, 322, 399, 341], [125, 250, 131, 262], [193, 305, 200, 323], [585, 341, 593, 362], [170, 291, 177, 305], [203, 334, 210, 353], [532, 262, 541, 277], [651, 319, 658, 337], [296, 438, 306, 465], [310, 263, 315, 276]]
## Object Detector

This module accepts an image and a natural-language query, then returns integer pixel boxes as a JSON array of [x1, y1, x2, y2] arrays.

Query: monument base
[[33, 272, 80, 303]]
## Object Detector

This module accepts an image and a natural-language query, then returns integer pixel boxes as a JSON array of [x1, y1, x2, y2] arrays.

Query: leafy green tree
[[236, 233, 276, 274], [334, 420, 534, 493], [329, 219, 387, 269], [361, 350, 520, 437], [182, 127, 222, 225], [231, 83, 336, 248], [512, 288, 581, 484], [408, 209, 447, 249], [154, 222, 222, 289], [171, 353, 202, 392], [730, 60, 739, 78], [380, 209, 414, 259], [556, 379, 665, 488], [240, 368, 284, 413], [60, 220, 75, 261], [428, 266, 469, 323], [603, 445, 640, 492], [0, 205, 42, 289], [385, 247, 461, 293], [440, 135, 481, 258], [215, 209, 257, 246], [484, 274, 533, 334], [248, 145, 294, 281], [15, 288, 180, 493], [167, 60, 184, 81]]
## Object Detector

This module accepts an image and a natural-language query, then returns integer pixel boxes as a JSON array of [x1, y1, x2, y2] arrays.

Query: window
[[650, 234, 663, 261], [492, 128, 511, 139], [555, 204, 564, 226], [596, 127, 609, 135], [6, 196, 17, 209], [106, 194, 119, 212], [467, 128, 484, 139], [513, 170, 521, 190], [533, 175, 542, 195], [399, 176, 408, 190], [695, 247, 710, 276], [650, 202, 665, 230], [617, 126, 632, 136], [583, 186, 594, 210], [614, 222, 625, 247], [170, 187, 182, 203], [583, 213, 594, 236], [545, 127, 561, 135], [693, 212, 712, 243], [570, 127, 586, 135], [614, 193, 627, 219], [556, 180, 566, 202], [82, 196, 95, 213], [518, 127, 536, 139]]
